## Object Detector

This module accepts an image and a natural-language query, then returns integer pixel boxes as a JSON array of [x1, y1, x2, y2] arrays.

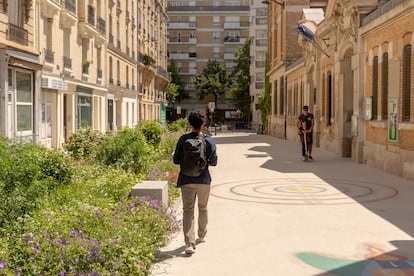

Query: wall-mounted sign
[[388, 99, 398, 142], [365, 97, 372, 120]]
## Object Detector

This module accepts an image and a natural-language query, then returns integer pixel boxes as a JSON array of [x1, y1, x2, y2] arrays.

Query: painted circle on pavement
[[210, 178, 398, 205]]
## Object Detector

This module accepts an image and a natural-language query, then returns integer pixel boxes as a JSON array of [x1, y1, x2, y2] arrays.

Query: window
[[402, 44, 411, 121], [16, 71, 33, 132], [280, 77, 284, 115], [382, 53, 388, 120], [372, 56, 378, 120], [327, 72, 332, 126], [77, 94, 92, 129], [9, 0, 24, 27], [40, 93, 53, 140]]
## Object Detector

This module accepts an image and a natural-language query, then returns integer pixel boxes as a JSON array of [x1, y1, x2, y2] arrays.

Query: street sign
[[208, 102, 215, 112]]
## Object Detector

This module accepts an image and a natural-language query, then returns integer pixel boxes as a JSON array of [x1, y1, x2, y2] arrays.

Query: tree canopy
[[167, 59, 187, 104], [230, 38, 251, 121], [195, 59, 229, 104]]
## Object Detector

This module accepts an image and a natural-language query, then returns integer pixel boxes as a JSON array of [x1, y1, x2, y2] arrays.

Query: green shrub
[[0, 166, 179, 275], [167, 118, 189, 132], [0, 139, 74, 227], [95, 127, 153, 174], [137, 121, 165, 147], [63, 126, 103, 160]]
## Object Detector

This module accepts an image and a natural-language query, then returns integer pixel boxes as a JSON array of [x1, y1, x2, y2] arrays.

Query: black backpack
[[181, 135, 207, 177]]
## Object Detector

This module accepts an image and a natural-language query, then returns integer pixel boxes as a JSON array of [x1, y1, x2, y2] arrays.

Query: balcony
[[63, 56, 72, 69], [7, 23, 28, 45], [142, 54, 156, 68], [97, 17, 106, 35], [40, 0, 61, 18], [78, 6, 98, 38], [87, 7, 95, 26], [65, 0, 76, 14], [60, 0, 77, 28], [82, 62, 90, 75], [45, 49, 55, 64], [97, 69, 102, 79]]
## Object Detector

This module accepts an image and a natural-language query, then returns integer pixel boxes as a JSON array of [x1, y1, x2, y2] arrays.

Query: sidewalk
[[150, 132, 414, 276]]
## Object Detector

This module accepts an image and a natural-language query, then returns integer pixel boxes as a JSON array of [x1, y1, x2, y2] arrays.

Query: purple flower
[[0, 260, 6, 269], [150, 199, 159, 209]]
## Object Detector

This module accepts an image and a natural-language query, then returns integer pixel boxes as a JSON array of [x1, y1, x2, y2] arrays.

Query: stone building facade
[[267, 0, 414, 181], [0, 0, 168, 149]]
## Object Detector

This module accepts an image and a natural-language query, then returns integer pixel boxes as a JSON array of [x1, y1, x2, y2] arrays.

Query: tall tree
[[195, 59, 229, 110], [168, 59, 187, 103], [229, 38, 251, 121]]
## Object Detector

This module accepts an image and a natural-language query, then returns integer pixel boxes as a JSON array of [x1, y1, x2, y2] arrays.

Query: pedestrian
[[173, 110, 218, 254], [296, 105, 315, 160]]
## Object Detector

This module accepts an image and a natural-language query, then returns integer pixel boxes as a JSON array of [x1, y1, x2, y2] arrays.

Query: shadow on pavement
[[213, 133, 414, 275]]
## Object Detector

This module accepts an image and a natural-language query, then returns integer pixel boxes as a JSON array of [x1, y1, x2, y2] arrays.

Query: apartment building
[[0, 0, 41, 144], [137, 0, 169, 125], [249, 1, 268, 130], [166, 0, 250, 121], [0, 0, 168, 149]]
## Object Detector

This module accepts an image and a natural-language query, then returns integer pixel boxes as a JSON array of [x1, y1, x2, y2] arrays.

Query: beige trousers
[[181, 184, 211, 245]]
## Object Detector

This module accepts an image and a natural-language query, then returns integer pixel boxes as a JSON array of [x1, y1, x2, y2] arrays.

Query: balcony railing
[[98, 17, 106, 34], [142, 54, 156, 68], [82, 63, 90, 74], [63, 56, 72, 69], [88, 6, 95, 26], [45, 50, 55, 63], [65, 0, 76, 14], [7, 23, 28, 45]]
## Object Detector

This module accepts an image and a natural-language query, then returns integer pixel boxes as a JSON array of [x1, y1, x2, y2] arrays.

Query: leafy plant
[[63, 126, 103, 160], [137, 121, 165, 147], [167, 118, 189, 132]]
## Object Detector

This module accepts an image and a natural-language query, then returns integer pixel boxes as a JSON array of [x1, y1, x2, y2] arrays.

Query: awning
[[6, 49, 42, 70]]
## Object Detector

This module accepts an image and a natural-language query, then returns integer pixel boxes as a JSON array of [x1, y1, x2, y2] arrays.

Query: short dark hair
[[188, 110, 205, 129], [303, 105, 309, 110]]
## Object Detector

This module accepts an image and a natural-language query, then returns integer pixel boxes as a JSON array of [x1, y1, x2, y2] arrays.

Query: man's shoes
[[302, 156, 307, 161], [308, 156, 313, 160], [185, 243, 196, 254], [196, 237, 205, 244]]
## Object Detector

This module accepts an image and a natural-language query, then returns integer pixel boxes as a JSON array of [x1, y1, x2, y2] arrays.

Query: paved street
[[151, 132, 414, 276]]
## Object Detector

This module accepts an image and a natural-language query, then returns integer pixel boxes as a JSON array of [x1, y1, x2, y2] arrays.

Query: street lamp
[[262, 0, 285, 8]]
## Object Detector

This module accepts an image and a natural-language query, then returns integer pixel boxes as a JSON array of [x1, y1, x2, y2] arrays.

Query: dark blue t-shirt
[[298, 113, 314, 130], [173, 132, 217, 187]]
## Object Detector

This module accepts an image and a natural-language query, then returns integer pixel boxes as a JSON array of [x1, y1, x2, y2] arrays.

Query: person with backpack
[[173, 110, 218, 255], [296, 105, 315, 161]]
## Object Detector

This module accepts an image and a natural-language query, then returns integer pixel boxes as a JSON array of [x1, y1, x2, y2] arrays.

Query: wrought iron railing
[[45, 50, 55, 63], [63, 56, 72, 69], [7, 23, 28, 45]]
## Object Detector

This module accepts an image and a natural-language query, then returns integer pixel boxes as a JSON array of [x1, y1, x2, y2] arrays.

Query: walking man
[[173, 110, 218, 254], [296, 105, 315, 160]]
